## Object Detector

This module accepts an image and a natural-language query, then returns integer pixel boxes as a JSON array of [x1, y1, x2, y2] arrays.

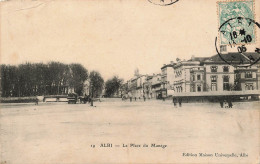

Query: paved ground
[[0, 99, 259, 164]]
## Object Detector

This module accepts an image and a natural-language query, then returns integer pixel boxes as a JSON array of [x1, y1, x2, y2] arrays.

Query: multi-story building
[[143, 75, 153, 99], [161, 61, 175, 97], [130, 77, 138, 97], [126, 74, 161, 99], [257, 64, 260, 89], [173, 59, 207, 93], [189, 66, 206, 92], [151, 74, 161, 99], [204, 54, 235, 92], [172, 53, 260, 93], [125, 53, 259, 99], [234, 67, 258, 91], [136, 75, 146, 98]]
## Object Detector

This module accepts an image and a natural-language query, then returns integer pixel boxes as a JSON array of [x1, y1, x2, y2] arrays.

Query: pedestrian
[[135, 97, 137, 101], [228, 99, 233, 108], [35, 97, 39, 105], [89, 97, 93, 106], [130, 96, 132, 102], [143, 95, 146, 101], [173, 97, 177, 107], [178, 98, 182, 107], [224, 100, 228, 108], [220, 98, 224, 108]]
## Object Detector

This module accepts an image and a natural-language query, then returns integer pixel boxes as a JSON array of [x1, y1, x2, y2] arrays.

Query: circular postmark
[[215, 17, 260, 68], [148, 0, 179, 6]]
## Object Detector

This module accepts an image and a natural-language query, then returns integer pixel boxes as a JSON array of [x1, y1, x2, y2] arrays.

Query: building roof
[[146, 75, 153, 80], [205, 52, 259, 64], [174, 60, 201, 68], [188, 57, 210, 62], [161, 64, 175, 69]]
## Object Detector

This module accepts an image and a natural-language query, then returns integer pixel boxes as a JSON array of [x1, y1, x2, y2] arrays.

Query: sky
[[1, 0, 259, 81]]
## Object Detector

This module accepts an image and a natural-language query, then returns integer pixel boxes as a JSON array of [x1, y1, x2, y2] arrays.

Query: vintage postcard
[[0, 0, 259, 163]]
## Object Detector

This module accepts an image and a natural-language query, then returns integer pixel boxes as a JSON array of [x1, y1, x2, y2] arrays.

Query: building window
[[223, 66, 229, 72], [191, 75, 195, 81], [176, 70, 182, 77], [191, 85, 195, 92], [245, 83, 254, 90], [245, 72, 252, 78], [211, 76, 217, 91], [236, 73, 241, 80], [197, 84, 201, 92], [197, 74, 201, 81], [211, 76, 217, 82], [223, 75, 229, 91], [211, 83, 217, 91], [211, 66, 217, 72], [177, 86, 183, 92]]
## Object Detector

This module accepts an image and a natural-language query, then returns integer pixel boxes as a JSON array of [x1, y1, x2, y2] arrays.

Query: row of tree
[[0, 62, 104, 97], [104, 76, 124, 97]]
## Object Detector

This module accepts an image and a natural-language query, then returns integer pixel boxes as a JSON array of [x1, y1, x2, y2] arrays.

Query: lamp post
[[90, 82, 93, 106]]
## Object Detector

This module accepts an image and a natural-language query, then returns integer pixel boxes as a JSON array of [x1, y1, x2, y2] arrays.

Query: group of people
[[130, 96, 147, 102], [219, 98, 233, 108], [173, 97, 182, 107], [123, 95, 234, 109], [79, 94, 92, 104]]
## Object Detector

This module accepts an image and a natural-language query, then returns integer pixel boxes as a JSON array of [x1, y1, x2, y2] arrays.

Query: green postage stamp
[[218, 0, 255, 45]]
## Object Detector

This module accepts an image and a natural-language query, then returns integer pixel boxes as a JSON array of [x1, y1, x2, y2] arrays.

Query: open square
[[1, 99, 259, 163]]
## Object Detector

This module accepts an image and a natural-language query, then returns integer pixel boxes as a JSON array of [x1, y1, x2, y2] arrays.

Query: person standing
[[220, 98, 224, 108], [35, 97, 39, 105], [173, 97, 177, 108], [228, 98, 233, 108], [128, 92, 132, 102], [178, 98, 182, 107]]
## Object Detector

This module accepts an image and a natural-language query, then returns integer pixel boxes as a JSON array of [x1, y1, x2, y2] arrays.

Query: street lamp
[[90, 82, 93, 106]]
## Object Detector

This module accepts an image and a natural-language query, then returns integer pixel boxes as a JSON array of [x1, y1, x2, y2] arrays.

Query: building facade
[[151, 74, 161, 99], [173, 60, 205, 93], [124, 52, 259, 98], [234, 67, 258, 91], [204, 62, 235, 92], [143, 75, 153, 99], [161, 62, 175, 97]]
